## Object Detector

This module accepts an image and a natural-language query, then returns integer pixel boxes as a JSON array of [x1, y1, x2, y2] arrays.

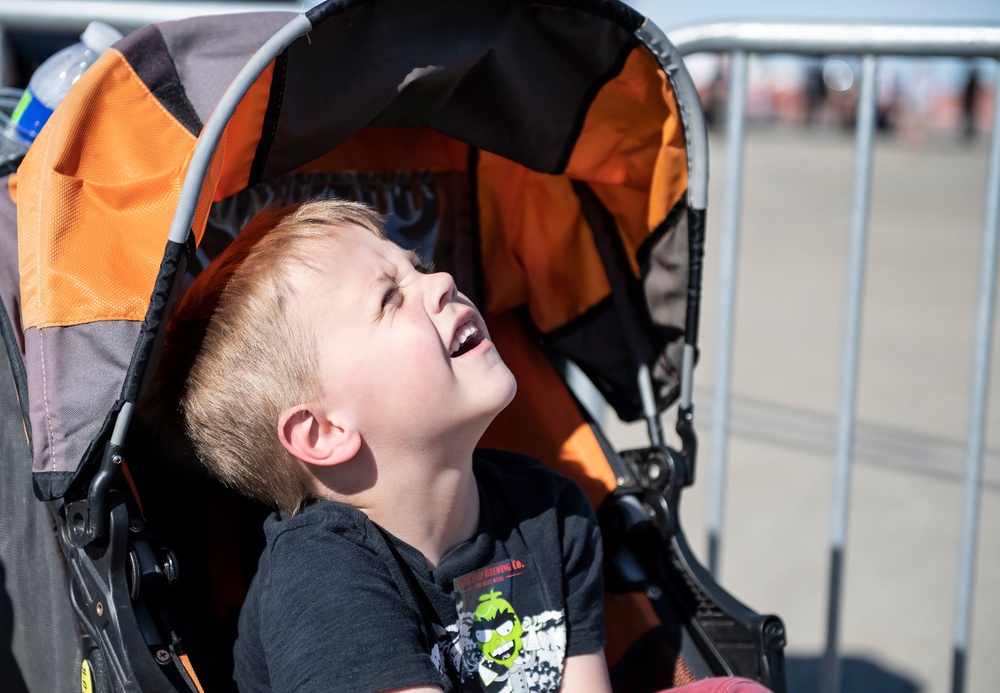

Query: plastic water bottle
[[8, 21, 122, 144]]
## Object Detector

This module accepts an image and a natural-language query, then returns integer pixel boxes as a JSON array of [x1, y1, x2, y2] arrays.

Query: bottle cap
[[80, 21, 123, 54]]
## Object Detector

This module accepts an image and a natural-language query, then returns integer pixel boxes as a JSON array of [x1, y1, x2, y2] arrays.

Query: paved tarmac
[[603, 127, 1000, 692]]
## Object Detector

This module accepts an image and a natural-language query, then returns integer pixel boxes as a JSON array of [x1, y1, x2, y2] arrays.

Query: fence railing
[[670, 22, 1000, 693], [0, 3, 996, 692]]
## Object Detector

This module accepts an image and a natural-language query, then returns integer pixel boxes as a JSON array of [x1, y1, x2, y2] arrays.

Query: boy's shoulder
[[259, 499, 380, 571], [244, 502, 407, 641]]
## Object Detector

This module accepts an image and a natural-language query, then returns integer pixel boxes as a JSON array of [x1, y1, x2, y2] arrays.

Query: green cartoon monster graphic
[[473, 590, 523, 669]]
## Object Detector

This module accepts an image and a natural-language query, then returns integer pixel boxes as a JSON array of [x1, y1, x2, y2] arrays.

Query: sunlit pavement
[[604, 127, 1000, 693]]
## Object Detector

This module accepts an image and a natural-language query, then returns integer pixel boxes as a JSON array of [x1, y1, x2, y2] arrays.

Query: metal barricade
[[670, 22, 1000, 693]]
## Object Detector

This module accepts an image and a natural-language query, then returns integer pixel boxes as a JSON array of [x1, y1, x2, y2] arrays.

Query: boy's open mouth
[[450, 320, 484, 358]]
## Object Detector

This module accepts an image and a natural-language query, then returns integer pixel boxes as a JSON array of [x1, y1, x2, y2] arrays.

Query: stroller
[[0, 1, 786, 691]]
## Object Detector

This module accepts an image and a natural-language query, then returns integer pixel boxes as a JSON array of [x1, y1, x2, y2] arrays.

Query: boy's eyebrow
[[368, 250, 429, 298], [369, 266, 398, 297], [405, 249, 435, 273], [406, 249, 436, 272]]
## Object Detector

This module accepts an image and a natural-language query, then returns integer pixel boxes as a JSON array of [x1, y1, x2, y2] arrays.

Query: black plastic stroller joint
[[67, 441, 125, 548], [600, 446, 680, 594], [760, 617, 788, 683], [616, 446, 685, 532], [126, 538, 180, 604], [675, 404, 697, 486]]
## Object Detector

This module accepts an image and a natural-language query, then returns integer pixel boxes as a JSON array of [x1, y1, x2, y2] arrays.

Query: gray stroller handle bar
[[636, 21, 708, 416]]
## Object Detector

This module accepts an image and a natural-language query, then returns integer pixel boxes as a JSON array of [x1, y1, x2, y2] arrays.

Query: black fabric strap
[[376, 528, 462, 684], [572, 180, 659, 372], [0, 304, 29, 448]]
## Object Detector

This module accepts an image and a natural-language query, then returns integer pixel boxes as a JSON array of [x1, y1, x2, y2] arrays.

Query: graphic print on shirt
[[449, 559, 566, 692]]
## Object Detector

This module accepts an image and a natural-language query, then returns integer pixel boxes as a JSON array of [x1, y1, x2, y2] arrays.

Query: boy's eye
[[496, 620, 514, 636], [381, 286, 400, 309], [475, 629, 492, 643]]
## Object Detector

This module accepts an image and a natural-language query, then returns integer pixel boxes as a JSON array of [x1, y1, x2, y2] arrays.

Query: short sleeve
[[241, 527, 444, 693], [558, 478, 606, 657]]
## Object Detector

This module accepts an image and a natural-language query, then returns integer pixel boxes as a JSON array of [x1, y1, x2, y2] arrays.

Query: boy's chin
[[487, 368, 518, 414], [499, 372, 517, 410], [466, 374, 517, 434]]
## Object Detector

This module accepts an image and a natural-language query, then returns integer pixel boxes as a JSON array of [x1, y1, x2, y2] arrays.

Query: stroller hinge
[[68, 442, 124, 547], [675, 405, 697, 486]]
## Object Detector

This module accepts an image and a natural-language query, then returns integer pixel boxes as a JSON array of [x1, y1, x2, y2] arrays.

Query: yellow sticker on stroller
[[81, 658, 93, 693]]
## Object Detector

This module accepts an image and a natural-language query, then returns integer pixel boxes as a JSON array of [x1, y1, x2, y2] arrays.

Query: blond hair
[[149, 199, 385, 515]]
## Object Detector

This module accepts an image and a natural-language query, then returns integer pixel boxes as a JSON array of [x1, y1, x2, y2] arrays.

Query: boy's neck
[[352, 450, 480, 569]]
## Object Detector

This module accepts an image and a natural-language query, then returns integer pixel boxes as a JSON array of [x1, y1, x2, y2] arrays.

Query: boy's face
[[303, 226, 516, 454]]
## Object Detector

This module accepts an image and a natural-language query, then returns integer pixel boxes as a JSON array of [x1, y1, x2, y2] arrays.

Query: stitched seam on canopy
[[37, 328, 55, 471]]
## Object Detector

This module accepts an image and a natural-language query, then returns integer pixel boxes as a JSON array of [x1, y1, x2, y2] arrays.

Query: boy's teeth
[[450, 322, 479, 355]]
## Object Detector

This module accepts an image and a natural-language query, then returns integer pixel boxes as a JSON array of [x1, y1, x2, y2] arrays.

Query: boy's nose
[[424, 271, 457, 312]]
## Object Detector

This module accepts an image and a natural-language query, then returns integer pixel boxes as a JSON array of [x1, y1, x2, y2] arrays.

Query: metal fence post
[[950, 63, 1000, 693], [707, 50, 749, 578], [820, 53, 879, 693]]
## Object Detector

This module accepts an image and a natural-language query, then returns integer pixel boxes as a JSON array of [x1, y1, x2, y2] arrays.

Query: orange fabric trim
[[478, 155, 611, 333], [603, 592, 661, 667], [674, 652, 697, 687], [7, 172, 16, 204], [119, 459, 144, 518], [297, 127, 470, 173], [17, 48, 198, 329], [178, 653, 206, 693], [480, 311, 616, 509]]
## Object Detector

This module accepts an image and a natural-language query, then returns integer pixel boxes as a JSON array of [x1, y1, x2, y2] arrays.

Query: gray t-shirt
[[233, 450, 605, 693]]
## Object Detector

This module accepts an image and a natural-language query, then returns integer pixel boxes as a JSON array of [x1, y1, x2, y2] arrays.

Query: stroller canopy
[[8, 0, 697, 500]]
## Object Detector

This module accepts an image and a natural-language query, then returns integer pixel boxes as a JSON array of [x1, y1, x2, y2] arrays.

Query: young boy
[[161, 199, 610, 693], [159, 199, 772, 693]]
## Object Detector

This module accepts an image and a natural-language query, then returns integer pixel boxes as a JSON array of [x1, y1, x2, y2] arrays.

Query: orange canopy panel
[[17, 48, 274, 331]]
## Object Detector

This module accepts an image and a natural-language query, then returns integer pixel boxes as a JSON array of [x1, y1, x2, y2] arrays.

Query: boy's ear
[[277, 405, 360, 468]]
